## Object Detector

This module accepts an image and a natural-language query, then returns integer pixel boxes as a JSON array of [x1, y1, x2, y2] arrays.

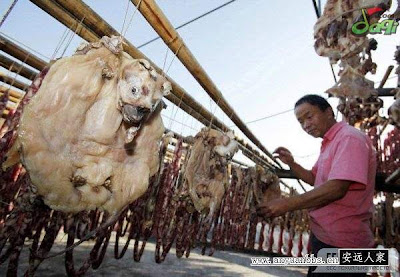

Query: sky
[[0, 0, 399, 192]]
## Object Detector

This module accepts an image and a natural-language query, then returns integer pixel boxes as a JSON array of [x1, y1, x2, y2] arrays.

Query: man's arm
[[274, 147, 315, 185], [257, 179, 352, 218]]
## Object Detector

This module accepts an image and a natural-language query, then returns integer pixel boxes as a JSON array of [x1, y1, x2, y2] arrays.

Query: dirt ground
[[0, 234, 308, 276]]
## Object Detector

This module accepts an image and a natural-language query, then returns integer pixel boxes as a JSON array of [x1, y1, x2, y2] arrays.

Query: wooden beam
[[275, 169, 297, 179], [0, 92, 21, 104], [378, 66, 394, 89], [0, 85, 25, 99], [0, 53, 38, 81], [385, 168, 400, 184], [0, 34, 47, 70], [130, 0, 279, 167], [377, 88, 397, 97], [376, 173, 400, 193], [278, 171, 400, 193], [0, 72, 30, 91], [30, 0, 277, 169]]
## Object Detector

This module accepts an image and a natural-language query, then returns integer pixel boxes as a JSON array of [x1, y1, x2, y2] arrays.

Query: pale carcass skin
[[3, 36, 171, 214], [184, 128, 238, 219]]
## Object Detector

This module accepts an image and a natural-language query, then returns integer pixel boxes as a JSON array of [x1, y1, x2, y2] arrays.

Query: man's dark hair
[[295, 94, 332, 112]]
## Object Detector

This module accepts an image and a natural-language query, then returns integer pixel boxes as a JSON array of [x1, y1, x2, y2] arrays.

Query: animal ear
[[138, 59, 151, 70], [162, 81, 172, 96], [221, 135, 230, 146], [226, 130, 235, 139]]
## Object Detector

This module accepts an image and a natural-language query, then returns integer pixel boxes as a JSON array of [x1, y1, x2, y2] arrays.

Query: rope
[[138, 0, 237, 49], [7, 51, 31, 91], [60, 16, 86, 57], [168, 93, 184, 130], [162, 114, 197, 132], [120, 0, 131, 35], [161, 46, 169, 75], [245, 109, 294, 125], [0, 32, 50, 60], [0, 0, 19, 28], [122, 0, 143, 37], [51, 26, 72, 60], [165, 41, 184, 75]]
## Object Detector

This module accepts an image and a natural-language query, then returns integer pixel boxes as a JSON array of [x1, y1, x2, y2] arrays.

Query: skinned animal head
[[198, 128, 239, 160], [117, 58, 171, 126], [253, 166, 281, 205]]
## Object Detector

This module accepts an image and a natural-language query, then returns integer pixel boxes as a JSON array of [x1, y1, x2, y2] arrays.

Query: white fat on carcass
[[3, 36, 171, 214]]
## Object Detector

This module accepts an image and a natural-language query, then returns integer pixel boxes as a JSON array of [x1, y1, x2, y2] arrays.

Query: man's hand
[[273, 147, 295, 166], [256, 198, 290, 219]]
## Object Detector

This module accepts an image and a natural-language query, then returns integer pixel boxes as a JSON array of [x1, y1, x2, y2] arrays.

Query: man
[[257, 94, 376, 277]]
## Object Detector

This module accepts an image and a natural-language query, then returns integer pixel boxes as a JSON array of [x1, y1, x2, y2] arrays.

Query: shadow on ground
[[0, 234, 307, 276]]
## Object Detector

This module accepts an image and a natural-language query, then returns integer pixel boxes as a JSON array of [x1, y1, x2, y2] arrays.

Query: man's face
[[294, 103, 333, 138]]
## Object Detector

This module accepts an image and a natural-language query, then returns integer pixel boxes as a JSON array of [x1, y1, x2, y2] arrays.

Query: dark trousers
[[307, 233, 366, 277]]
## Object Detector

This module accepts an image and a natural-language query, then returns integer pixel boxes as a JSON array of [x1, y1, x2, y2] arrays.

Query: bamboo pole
[[0, 85, 25, 99], [0, 53, 38, 81], [0, 34, 47, 70], [0, 72, 30, 91], [378, 65, 394, 89], [0, 93, 20, 104], [29, 0, 278, 169], [130, 0, 280, 166]]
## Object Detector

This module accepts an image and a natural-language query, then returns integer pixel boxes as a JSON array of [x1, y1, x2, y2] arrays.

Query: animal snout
[[137, 106, 150, 116]]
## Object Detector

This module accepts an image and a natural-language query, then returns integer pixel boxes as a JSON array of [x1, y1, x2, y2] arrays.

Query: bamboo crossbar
[[0, 53, 38, 81], [29, 0, 278, 169], [0, 34, 47, 70], [0, 85, 25, 99], [130, 0, 280, 167], [0, 92, 20, 104], [0, 72, 30, 91]]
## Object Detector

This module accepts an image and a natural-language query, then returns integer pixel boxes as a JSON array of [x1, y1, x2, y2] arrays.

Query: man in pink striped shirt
[[257, 94, 376, 277]]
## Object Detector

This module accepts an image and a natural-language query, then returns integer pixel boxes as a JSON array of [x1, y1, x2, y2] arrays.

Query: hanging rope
[[0, 0, 19, 28], [122, 0, 143, 37], [138, 0, 237, 49], [51, 26, 72, 60], [165, 42, 183, 74], [0, 32, 50, 60], [120, 0, 131, 35], [7, 52, 31, 91], [60, 16, 86, 57]]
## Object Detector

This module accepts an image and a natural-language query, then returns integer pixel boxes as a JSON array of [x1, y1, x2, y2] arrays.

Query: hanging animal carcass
[[2, 36, 171, 214], [314, 0, 392, 99], [184, 128, 239, 220]]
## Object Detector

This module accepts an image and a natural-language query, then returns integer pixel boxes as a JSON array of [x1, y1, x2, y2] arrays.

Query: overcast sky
[[1, 0, 399, 192]]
